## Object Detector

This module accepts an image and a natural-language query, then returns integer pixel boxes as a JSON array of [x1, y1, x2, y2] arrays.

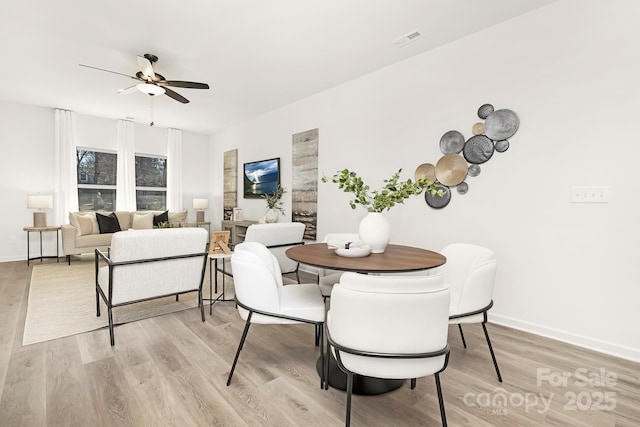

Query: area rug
[[23, 261, 201, 346]]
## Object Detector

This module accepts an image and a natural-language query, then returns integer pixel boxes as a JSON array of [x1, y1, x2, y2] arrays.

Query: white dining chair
[[440, 243, 502, 382], [318, 233, 360, 299], [218, 222, 306, 283], [226, 242, 326, 387], [327, 272, 451, 426]]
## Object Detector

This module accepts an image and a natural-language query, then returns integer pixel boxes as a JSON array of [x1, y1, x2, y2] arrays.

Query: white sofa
[[62, 210, 188, 264], [95, 227, 209, 345]]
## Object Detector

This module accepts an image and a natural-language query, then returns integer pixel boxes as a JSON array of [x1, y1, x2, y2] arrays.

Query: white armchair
[[95, 228, 209, 345]]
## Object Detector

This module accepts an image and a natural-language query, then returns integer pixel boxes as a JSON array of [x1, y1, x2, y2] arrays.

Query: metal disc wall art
[[414, 162, 437, 183], [463, 135, 494, 164], [435, 154, 468, 186], [425, 184, 451, 209], [468, 164, 481, 177], [484, 109, 519, 140], [478, 103, 494, 119], [417, 103, 520, 209], [494, 139, 510, 153], [472, 122, 484, 135], [439, 130, 465, 154], [456, 182, 469, 194]]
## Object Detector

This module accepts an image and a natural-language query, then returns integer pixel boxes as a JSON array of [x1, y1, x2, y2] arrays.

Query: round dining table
[[286, 243, 447, 395], [286, 243, 446, 273]]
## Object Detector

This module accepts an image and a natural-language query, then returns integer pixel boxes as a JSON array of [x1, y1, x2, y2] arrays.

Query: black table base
[[317, 355, 405, 395]]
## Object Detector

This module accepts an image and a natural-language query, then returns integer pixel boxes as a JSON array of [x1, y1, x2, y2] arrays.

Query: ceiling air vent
[[392, 29, 424, 47]]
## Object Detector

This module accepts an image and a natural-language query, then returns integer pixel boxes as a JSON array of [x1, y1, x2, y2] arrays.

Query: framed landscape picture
[[243, 157, 280, 198]]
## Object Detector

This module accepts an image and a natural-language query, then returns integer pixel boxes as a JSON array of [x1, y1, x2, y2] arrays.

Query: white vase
[[265, 208, 280, 223], [358, 212, 390, 253]]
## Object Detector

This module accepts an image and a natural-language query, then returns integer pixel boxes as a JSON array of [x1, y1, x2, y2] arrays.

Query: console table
[[23, 226, 61, 265], [221, 220, 257, 247]]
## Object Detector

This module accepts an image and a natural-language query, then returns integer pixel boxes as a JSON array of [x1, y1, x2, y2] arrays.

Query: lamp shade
[[193, 198, 208, 210], [27, 194, 53, 210], [137, 83, 166, 96]]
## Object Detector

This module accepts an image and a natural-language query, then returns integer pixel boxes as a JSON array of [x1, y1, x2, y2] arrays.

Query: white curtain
[[54, 109, 79, 224], [167, 128, 183, 211], [115, 120, 136, 211]]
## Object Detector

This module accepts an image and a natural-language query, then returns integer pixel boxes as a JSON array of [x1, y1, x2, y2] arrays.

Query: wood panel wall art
[[223, 149, 237, 220], [292, 129, 318, 240]]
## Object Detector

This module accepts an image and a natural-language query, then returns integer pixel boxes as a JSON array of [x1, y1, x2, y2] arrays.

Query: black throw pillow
[[96, 212, 122, 234], [153, 210, 169, 226]]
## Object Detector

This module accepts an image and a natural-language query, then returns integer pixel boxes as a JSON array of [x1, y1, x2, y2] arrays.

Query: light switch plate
[[571, 186, 609, 203]]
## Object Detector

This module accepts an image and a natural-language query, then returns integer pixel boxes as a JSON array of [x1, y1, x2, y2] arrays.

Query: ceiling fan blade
[[137, 55, 155, 81], [160, 80, 210, 90], [79, 64, 140, 80], [118, 85, 138, 95], [164, 87, 189, 104]]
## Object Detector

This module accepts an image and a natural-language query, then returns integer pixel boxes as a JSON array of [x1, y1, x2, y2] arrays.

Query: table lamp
[[27, 194, 53, 227], [193, 198, 208, 222]]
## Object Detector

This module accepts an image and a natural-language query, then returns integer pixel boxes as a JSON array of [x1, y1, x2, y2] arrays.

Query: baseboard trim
[[489, 313, 640, 363], [300, 263, 640, 363], [0, 256, 27, 263]]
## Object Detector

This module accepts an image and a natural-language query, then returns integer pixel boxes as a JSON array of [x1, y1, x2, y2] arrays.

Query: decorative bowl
[[335, 245, 372, 258]]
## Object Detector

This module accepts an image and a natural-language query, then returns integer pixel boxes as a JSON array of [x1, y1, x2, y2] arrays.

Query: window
[[135, 154, 167, 210], [77, 149, 117, 211]]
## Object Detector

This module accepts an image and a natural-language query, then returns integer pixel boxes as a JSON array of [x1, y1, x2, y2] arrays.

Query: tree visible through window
[[77, 149, 117, 211], [135, 155, 167, 210]]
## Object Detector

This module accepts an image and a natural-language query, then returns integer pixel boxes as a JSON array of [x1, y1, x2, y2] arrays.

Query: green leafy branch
[[322, 168, 444, 213]]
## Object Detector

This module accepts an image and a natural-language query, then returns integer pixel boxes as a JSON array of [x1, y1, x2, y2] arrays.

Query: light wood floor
[[1, 258, 639, 426]]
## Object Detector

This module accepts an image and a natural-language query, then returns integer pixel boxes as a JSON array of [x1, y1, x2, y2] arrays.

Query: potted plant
[[263, 184, 286, 223], [322, 168, 442, 252]]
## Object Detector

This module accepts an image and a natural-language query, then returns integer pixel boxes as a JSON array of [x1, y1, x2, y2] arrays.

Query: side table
[[23, 226, 61, 266], [186, 221, 211, 233], [206, 252, 234, 315]]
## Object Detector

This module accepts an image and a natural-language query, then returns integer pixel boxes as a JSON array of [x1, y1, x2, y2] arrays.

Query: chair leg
[[324, 342, 330, 390], [318, 324, 324, 389], [435, 373, 447, 427], [108, 307, 115, 346], [199, 290, 205, 322], [96, 287, 101, 317], [458, 324, 467, 348], [345, 371, 353, 427], [315, 324, 320, 347], [482, 322, 502, 382], [227, 313, 253, 386], [411, 378, 417, 389]]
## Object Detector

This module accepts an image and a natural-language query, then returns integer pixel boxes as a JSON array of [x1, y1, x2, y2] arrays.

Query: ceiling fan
[[79, 53, 210, 104]]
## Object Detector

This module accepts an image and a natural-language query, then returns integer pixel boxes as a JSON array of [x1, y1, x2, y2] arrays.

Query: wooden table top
[[286, 243, 446, 273], [23, 226, 61, 232]]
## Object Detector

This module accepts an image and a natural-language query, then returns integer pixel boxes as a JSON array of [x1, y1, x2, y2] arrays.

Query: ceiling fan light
[[136, 83, 165, 96]]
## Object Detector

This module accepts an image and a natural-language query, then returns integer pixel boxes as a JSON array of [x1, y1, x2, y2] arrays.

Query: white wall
[[0, 102, 55, 261], [0, 101, 210, 262], [210, 0, 640, 361]]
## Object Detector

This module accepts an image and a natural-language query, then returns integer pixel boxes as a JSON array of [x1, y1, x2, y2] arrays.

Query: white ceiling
[[0, 0, 556, 135]]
